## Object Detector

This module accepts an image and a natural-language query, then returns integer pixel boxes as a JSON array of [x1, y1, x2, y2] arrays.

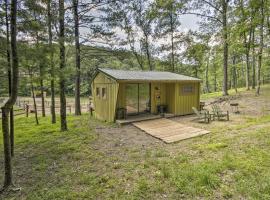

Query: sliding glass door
[[126, 83, 150, 115]]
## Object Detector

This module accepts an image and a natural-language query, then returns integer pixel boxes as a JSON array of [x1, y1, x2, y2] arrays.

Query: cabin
[[91, 68, 201, 123]]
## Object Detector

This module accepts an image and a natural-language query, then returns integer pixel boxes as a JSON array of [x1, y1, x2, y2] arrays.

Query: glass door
[[139, 83, 150, 113], [126, 84, 139, 115], [126, 83, 150, 115]]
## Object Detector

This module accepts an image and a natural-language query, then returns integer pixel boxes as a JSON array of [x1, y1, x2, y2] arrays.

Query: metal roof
[[98, 68, 201, 82]]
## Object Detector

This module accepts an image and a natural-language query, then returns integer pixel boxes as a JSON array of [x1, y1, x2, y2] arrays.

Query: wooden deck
[[133, 118, 210, 143], [116, 113, 174, 125]]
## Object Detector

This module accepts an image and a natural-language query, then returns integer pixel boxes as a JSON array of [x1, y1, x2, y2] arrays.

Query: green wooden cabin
[[91, 68, 201, 122]]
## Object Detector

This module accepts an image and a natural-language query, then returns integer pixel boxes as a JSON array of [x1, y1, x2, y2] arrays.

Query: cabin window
[[182, 85, 194, 94], [102, 87, 106, 99], [96, 87, 100, 98]]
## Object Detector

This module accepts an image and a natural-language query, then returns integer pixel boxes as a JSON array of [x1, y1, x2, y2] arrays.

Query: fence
[[0, 108, 26, 119]]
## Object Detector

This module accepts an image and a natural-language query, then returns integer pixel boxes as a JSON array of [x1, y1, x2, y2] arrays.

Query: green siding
[[174, 82, 200, 115], [117, 83, 126, 109], [150, 82, 166, 113], [166, 83, 176, 113], [92, 73, 119, 122]]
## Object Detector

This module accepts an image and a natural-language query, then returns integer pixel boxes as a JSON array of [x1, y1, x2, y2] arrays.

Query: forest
[[1, 0, 270, 198]]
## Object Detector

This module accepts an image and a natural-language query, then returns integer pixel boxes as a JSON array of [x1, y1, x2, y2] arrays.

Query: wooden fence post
[[26, 104, 29, 117]]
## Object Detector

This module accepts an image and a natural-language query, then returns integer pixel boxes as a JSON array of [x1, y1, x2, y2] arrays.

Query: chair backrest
[[212, 104, 222, 114], [192, 107, 201, 116], [212, 104, 218, 114]]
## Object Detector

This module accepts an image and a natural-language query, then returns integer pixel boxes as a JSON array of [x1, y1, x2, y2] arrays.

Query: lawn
[[1, 86, 270, 199]]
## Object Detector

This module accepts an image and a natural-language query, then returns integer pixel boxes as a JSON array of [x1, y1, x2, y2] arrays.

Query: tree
[[235, 0, 255, 91], [256, 0, 264, 95], [186, 0, 231, 95], [133, 0, 154, 70], [47, 0, 56, 123], [112, 0, 154, 70], [20, 0, 48, 117], [59, 0, 67, 131], [4, 0, 15, 157], [153, 0, 184, 72], [73, 0, 81, 115], [1, 0, 19, 190]]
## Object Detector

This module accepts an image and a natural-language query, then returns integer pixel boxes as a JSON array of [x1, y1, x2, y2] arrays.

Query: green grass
[[201, 84, 270, 100], [1, 112, 270, 199], [201, 87, 246, 100]]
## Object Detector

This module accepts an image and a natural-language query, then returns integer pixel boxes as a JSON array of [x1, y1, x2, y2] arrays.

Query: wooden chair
[[192, 107, 210, 123], [211, 104, 229, 121]]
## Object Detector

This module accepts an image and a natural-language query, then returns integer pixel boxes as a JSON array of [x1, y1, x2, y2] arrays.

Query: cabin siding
[[117, 83, 126, 109], [174, 82, 200, 115], [92, 73, 119, 122], [166, 83, 176, 113], [150, 82, 166, 113]]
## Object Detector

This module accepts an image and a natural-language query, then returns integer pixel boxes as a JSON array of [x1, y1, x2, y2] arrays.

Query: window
[[96, 87, 100, 97], [182, 85, 194, 94], [102, 87, 106, 99]]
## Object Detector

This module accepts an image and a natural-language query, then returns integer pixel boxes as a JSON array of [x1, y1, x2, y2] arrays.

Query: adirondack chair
[[211, 104, 229, 121], [192, 107, 210, 123]]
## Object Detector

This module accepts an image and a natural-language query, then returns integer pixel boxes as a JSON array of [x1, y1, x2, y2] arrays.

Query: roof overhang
[[91, 68, 203, 84]]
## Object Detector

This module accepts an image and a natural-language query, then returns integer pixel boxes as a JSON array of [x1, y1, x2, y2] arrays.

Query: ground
[[0, 85, 270, 199]]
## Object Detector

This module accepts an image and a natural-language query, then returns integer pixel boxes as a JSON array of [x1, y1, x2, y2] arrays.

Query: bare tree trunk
[[1, 0, 18, 190], [213, 62, 217, 92], [232, 55, 238, 93], [73, 0, 81, 115], [144, 33, 152, 70], [243, 32, 250, 90], [205, 51, 210, 93], [256, 0, 264, 96], [5, 0, 14, 157], [170, 11, 175, 72], [222, 0, 229, 96], [47, 0, 56, 123], [240, 0, 252, 91], [59, 0, 67, 131], [40, 66, 46, 117], [251, 27, 256, 89], [28, 67, 39, 125]]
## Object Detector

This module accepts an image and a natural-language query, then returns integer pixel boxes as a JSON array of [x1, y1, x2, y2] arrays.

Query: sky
[[80, 9, 201, 55], [179, 14, 200, 31]]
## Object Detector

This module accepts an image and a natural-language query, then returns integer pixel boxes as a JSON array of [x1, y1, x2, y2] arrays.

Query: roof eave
[[117, 79, 201, 83]]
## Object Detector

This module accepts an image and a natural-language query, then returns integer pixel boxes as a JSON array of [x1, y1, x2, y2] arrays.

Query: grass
[[201, 87, 246, 100], [0, 86, 270, 199]]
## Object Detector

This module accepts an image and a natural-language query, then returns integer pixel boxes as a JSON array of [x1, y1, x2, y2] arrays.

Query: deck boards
[[133, 118, 210, 143]]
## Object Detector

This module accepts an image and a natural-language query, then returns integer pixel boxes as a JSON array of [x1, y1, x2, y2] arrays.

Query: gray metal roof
[[98, 68, 201, 82]]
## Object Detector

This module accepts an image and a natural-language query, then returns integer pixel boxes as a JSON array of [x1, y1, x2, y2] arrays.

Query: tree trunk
[[205, 51, 210, 93], [243, 32, 250, 90], [28, 67, 39, 125], [1, 108, 13, 188], [251, 27, 256, 89], [5, 0, 14, 157], [256, 0, 264, 96], [73, 0, 81, 115], [47, 0, 56, 123], [59, 0, 67, 131], [232, 55, 238, 93], [40, 67, 46, 117], [144, 34, 152, 70], [170, 11, 175, 72], [222, 0, 229, 96], [240, 0, 252, 91], [1, 0, 18, 189]]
